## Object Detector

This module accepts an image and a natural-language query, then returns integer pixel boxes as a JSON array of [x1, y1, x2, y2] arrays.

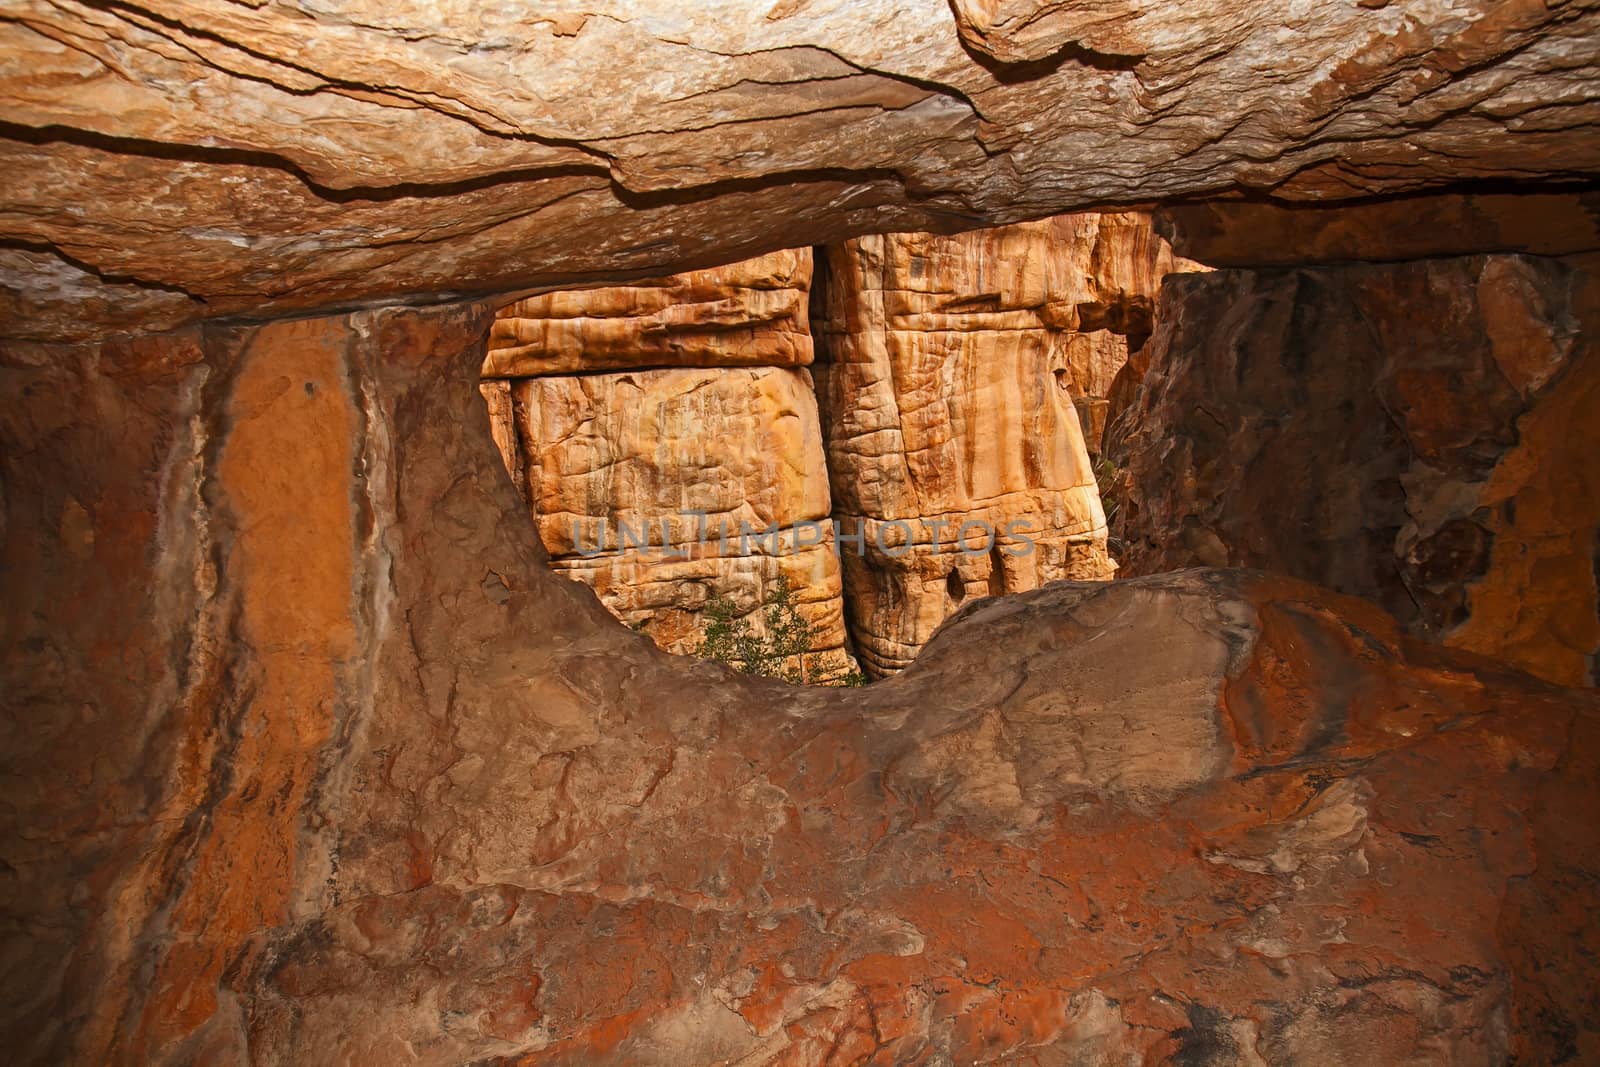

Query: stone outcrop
[[812, 214, 1194, 674], [6, 2, 1600, 341], [1108, 252, 1600, 688], [1046, 212, 1205, 453], [482, 217, 1194, 675], [479, 250, 852, 669], [4, 300, 1599, 1064]]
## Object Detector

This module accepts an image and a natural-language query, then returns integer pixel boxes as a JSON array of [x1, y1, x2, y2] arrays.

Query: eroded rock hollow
[[6, 302, 1599, 1065], [3, 2, 1600, 1065]]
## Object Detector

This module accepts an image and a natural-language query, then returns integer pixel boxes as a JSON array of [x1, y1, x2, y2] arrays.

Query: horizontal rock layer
[[3, 300, 1599, 1063], [1108, 251, 1600, 687], [1158, 190, 1600, 268], [5, 1, 1600, 340], [482, 250, 813, 377]]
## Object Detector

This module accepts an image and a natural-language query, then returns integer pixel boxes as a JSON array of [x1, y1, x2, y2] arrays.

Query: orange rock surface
[[484, 365, 852, 663], [483, 251, 813, 377], [2, 301, 1598, 1063], [478, 249, 853, 666]]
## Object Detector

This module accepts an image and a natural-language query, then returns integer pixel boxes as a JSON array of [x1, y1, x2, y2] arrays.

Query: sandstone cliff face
[[4, 301, 1599, 1064], [480, 250, 853, 669], [1108, 252, 1600, 688], [480, 213, 1194, 677], [484, 366, 851, 665], [812, 214, 1194, 675], [6, 2, 1600, 341]]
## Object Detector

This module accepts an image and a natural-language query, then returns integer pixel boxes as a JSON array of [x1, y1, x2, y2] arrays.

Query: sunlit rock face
[[812, 215, 1194, 675], [6, 1, 1600, 341], [480, 251, 851, 666], [483, 367, 851, 665], [479, 217, 1197, 675], [1109, 251, 1600, 688], [482, 251, 814, 377], [5, 301, 1599, 1065]]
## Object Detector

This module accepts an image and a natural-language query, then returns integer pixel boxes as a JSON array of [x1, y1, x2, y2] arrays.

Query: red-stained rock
[[4, 300, 1598, 1064], [1108, 252, 1600, 688]]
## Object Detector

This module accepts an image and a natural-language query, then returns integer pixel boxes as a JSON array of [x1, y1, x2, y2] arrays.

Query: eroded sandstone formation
[[5, 1, 1600, 341], [5, 3, 1600, 1063], [481, 217, 1193, 675], [3, 301, 1598, 1064], [812, 214, 1192, 675], [479, 250, 852, 667], [1108, 251, 1600, 688]]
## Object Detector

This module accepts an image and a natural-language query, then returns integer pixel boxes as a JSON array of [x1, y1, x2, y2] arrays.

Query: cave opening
[[472, 211, 1199, 682]]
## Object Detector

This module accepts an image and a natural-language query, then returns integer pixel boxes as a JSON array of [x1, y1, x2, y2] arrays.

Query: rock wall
[[1108, 252, 1600, 688], [4, 299, 1599, 1064], [480, 250, 852, 670], [812, 214, 1192, 675]]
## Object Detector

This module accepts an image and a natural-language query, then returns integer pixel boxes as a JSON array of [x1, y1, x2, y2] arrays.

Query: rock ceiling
[[4, 0, 1600, 340]]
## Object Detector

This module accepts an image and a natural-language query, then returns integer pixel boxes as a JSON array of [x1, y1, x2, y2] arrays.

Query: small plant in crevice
[[697, 575, 866, 687], [1093, 454, 1129, 560]]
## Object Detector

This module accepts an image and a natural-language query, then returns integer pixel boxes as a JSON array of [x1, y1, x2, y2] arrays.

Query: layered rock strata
[[813, 215, 1193, 675], [3, 300, 1598, 1064], [6, 2, 1600, 341], [482, 251, 813, 377], [1108, 252, 1600, 688], [480, 250, 852, 669]]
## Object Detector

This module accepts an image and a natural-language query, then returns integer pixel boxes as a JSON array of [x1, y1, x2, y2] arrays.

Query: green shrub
[[697, 575, 866, 687]]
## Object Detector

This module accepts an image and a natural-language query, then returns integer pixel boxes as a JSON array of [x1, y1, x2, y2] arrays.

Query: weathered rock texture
[[1046, 212, 1205, 453], [483, 367, 851, 664], [1108, 252, 1600, 688], [6, 1, 1600, 341], [813, 215, 1193, 674], [482, 250, 814, 377], [479, 249, 851, 667], [480, 217, 1192, 673], [4, 300, 1600, 1065]]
